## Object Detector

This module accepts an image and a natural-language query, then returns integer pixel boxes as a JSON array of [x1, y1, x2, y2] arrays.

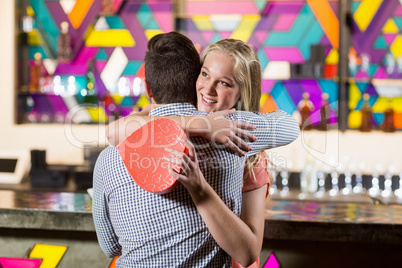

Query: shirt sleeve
[[92, 151, 122, 258], [242, 154, 270, 198], [227, 110, 300, 157]]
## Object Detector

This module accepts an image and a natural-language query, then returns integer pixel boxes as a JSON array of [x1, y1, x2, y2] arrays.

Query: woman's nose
[[203, 81, 216, 95]]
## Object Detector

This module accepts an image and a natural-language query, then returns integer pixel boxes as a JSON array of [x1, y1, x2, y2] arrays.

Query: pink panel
[[152, 12, 173, 32], [201, 31, 215, 43], [186, 1, 259, 15], [272, 14, 297, 31], [383, 34, 397, 45], [219, 31, 232, 40], [355, 69, 369, 79], [264, 47, 304, 62], [0, 258, 41, 268], [262, 79, 276, 94], [95, 61, 108, 73], [394, 5, 402, 16], [74, 47, 99, 65], [373, 66, 388, 78]]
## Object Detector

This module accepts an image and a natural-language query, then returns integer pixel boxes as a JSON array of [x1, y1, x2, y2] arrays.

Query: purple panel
[[94, 61, 109, 99], [355, 69, 369, 79], [47, 94, 70, 114], [31, 94, 55, 115], [247, 36, 260, 51], [320, 34, 331, 46], [186, 19, 207, 48], [329, 1, 339, 15], [263, 1, 304, 16], [352, 0, 398, 56], [54, 62, 88, 75], [120, 2, 149, 60], [255, 15, 276, 31], [365, 84, 378, 96], [282, 80, 304, 105]]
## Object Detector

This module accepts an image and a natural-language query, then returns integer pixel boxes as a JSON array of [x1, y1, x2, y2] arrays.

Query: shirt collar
[[149, 103, 198, 116]]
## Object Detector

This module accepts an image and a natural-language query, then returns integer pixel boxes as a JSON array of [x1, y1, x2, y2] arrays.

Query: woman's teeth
[[203, 96, 217, 103]]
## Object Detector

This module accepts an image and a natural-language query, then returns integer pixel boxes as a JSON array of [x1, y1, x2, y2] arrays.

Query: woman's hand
[[164, 138, 207, 198], [201, 109, 257, 156]]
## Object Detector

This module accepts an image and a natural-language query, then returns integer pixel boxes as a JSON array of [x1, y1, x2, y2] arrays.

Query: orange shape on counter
[[117, 118, 189, 194]]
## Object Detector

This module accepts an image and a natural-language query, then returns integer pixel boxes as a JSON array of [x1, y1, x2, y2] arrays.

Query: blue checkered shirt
[[93, 103, 299, 267]]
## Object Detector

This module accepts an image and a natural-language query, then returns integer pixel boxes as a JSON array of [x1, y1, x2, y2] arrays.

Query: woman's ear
[[144, 79, 153, 99]]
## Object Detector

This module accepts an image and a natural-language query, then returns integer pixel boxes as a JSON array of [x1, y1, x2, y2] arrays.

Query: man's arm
[[92, 153, 122, 258], [227, 110, 300, 156]]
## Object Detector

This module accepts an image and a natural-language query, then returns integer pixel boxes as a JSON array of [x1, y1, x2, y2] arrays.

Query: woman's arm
[[165, 139, 267, 267], [107, 109, 256, 156]]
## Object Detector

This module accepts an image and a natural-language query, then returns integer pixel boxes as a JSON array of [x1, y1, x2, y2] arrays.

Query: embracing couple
[[93, 32, 299, 267]]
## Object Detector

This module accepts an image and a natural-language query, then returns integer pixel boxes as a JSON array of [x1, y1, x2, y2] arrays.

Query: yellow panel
[[382, 18, 399, 33], [348, 110, 362, 128], [325, 49, 339, 64], [192, 15, 214, 31], [86, 30, 135, 47], [28, 29, 41, 46], [29, 244, 67, 268], [353, 0, 383, 32], [260, 94, 269, 109], [112, 94, 124, 105], [145, 30, 164, 41], [392, 97, 402, 112], [390, 35, 402, 57], [230, 15, 260, 42], [372, 97, 388, 112], [137, 95, 151, 109], [87, 107, 108, 122], [348, 82, 361, 110]]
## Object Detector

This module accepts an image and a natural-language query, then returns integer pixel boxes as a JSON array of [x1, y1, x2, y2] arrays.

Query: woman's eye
[[202, 72, 208, 77], [220, 81, 230, 87]]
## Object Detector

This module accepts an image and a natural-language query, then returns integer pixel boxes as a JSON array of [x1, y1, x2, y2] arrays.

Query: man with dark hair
[[144, 32, 200, 104], [93, 32, 299, 267]]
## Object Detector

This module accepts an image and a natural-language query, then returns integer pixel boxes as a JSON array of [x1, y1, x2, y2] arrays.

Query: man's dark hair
[[145, 32, 200, 104]]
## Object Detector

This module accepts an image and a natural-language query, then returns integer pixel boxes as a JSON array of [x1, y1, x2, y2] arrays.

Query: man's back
[[93, 103, 299, 267]]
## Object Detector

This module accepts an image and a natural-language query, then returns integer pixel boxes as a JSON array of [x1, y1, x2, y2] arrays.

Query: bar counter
[[1, 189, 402, 267]]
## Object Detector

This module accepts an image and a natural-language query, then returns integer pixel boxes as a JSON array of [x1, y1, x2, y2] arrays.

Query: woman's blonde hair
[[201, 39, 271, 184]]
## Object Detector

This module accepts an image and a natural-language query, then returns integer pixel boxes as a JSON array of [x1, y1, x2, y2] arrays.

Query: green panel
[[299, 19, 324, 60]]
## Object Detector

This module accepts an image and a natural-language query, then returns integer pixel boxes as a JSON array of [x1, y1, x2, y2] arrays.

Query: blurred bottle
[[58, 21, 72, 62], [84, 60, 98, 104], [360, 93, 372, 132], [101, 0, 114, 16], [29, 52, 44, 93], [298, 92, 314, 130], [382, 97, 395, 133], [318, 93, 329, 131]]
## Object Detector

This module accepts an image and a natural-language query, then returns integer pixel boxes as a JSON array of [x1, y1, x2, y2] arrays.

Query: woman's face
[[196, 50, 241, 113]]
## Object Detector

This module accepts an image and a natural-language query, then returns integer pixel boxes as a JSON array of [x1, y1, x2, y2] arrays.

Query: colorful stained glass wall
[[347, 0, 402, 129], [181, 0, 339, 124], [18, 0, 173, 123], [17, 0, 341, 125]]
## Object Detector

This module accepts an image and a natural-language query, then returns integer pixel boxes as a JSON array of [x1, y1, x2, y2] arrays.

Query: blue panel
[[270, 82, 296, 115], [121, 96, 134, 106], [355, 81, 369, 93], [394, 17, 402, 29], [96, 49, 108, 60], [373, 112, 384, 125], [264, 4, 314, 46], [257, 49, 269, 71], [122, 61, 142, 76], [136, 4, 153, 28], [299, 19, 324, 60], [351, 1, 361, 13], [105, 16, 126, 29], [30, 0, 59, 57], [210, 32, 222, 45], [29, 46, 48, 59], [318, 79, 338, 110], [374, 35, 388, 49]]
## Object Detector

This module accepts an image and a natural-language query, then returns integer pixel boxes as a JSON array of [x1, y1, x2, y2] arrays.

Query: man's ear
[[144, 79, 153, 99]]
